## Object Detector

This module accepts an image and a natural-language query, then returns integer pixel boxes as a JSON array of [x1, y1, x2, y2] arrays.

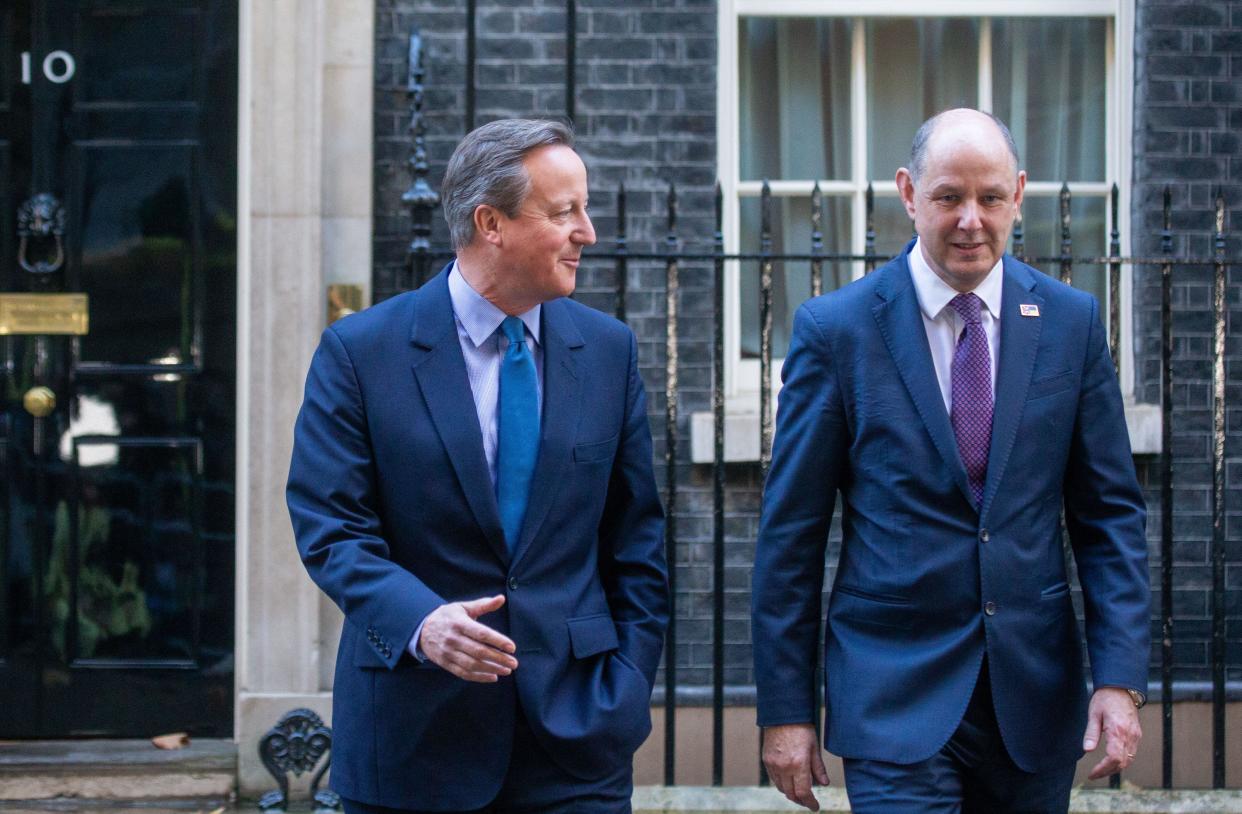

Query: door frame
[[232, 0, 373, 794]]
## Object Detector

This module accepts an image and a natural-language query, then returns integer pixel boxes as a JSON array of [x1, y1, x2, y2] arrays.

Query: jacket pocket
[[573, 435, 618, 463], [1027, 369, 1074, 401], [833, 583, 911, 606], [567, 613, 620, 659], [1040, 581, 1071, 599]]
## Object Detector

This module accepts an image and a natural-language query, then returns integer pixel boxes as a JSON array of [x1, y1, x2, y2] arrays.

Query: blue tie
[[497, 316, 539, 551]]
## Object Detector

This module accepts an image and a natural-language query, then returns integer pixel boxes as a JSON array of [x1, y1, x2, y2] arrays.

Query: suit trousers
[[842, 660, 1078, 814], [341, 699, 633, 814]]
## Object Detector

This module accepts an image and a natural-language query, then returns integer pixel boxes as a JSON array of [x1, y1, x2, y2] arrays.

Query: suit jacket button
[[979, 529, 990, 543], [508, 577, 518, 591], [984, 601, 997, 616]]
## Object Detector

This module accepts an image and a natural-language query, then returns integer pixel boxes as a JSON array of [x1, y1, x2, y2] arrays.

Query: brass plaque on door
[[0, 294, 89, 335]]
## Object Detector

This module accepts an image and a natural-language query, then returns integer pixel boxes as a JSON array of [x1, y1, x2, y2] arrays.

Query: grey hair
[[909, 109, 1019, 185], [441, 118, 575, 250]]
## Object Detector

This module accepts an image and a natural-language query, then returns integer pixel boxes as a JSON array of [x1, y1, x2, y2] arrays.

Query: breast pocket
[[1027, 369, 1074, 401]]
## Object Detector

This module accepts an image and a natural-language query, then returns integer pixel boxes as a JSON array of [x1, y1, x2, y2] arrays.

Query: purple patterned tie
[[949, 293, 992, 506]]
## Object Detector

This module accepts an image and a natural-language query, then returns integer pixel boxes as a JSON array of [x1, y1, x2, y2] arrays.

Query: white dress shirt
[[907, 237, 1002, 414]]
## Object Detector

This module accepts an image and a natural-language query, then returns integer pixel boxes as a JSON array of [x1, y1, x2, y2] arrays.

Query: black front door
[[0, 0, 237, 738]]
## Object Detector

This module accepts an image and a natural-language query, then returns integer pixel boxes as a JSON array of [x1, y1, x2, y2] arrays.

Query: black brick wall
[[374, 0, 1241, 694], [1132, 0, 1242, 683]]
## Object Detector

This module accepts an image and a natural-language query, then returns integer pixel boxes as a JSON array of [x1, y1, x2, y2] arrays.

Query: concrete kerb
[[631, 786, 1242, 813]]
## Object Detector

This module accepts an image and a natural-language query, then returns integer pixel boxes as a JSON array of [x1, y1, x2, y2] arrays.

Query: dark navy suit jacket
[[287, 268, 668, 809], [752, 246, 1149, 772]]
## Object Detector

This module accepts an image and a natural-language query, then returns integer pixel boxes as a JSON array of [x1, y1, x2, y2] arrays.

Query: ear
[[473, 204, 506, 247], [1013, 170, 1027, 211], [896, 168, 917, 220]]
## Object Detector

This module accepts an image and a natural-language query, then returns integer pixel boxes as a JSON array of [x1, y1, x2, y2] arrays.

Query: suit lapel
[[409, 269, 509, 565], [510, 299, 583, 569], [979, 260, 1043, 518], [872, 254, 976, 509]]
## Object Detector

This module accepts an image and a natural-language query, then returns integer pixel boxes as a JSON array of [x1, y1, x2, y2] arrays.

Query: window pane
[[740, 17, 852, 181], [872, 196, 916, 261], [740, 195, 851, 358], [992, 18, 1107, 182], [867, 19, 979, 179], [1016, 195, 1108, 309]]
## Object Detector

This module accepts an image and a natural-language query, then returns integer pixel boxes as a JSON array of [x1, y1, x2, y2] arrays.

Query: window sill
[[689, 398, 1162, 464]]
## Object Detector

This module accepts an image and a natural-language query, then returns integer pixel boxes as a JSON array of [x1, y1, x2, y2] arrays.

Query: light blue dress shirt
[[408, 262, 543, 659], [446, 262, 544, 486]]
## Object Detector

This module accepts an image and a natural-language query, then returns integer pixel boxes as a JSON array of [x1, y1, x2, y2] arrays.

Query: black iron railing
[[398, 24, 1239, 792], [404, 174, 1239, 793]]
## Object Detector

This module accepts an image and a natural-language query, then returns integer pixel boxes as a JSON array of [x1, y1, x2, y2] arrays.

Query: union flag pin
[[1019, 304, 1040, 317]]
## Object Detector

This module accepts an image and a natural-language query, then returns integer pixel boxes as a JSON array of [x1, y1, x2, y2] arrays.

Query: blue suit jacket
[[752, 246, 1149, 772], [287, 268, 668, 809]]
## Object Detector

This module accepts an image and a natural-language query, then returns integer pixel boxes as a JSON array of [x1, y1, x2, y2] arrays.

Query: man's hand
[[419, 595, 518, 683], [762, 723, 829, 811], [1083, 687, 1142, 779]]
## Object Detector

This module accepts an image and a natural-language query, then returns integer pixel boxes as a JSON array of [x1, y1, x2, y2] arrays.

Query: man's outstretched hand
[[763, 723, 830, 811], [419, 595, 518, 682]]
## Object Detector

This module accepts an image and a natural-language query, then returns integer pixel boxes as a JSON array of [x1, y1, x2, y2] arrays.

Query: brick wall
[[373, 0, 1241, 693], [1132, 0, 1242, 682]]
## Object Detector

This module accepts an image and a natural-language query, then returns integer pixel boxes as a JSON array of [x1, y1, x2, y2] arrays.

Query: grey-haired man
[[288, 119, 668, 813]]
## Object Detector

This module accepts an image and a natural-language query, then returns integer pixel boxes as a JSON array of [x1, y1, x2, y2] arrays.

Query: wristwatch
[[1126, 688, 1147, 708]]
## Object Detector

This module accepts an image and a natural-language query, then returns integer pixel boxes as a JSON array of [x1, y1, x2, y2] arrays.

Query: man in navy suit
[[288, 119, 667, 813], [752, 109, 1149, 812]]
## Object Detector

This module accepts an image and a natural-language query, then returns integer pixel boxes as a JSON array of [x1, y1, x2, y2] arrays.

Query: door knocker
[[17, 193, 66, 275]]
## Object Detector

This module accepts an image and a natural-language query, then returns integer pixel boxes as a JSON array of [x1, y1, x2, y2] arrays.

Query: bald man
[[751, 109, 1149, 812]]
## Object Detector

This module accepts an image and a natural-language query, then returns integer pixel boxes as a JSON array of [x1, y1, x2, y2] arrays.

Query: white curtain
[[995, 18, 1108, 305], [740, 17, 851, 358]]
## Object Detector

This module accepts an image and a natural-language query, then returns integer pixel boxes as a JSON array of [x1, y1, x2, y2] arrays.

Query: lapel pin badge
[[1019, 304, 1040, 317]]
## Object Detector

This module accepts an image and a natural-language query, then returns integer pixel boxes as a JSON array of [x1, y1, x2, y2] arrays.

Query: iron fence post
[[663, 182, 679, 787], [1159, 185, 1174, 790], [615, 183, 628, 322], [1210, 189, 1227, 790], [1059, 182, 1073, 286], [403, 30, 438, 290], [712, 181, 726, 787]]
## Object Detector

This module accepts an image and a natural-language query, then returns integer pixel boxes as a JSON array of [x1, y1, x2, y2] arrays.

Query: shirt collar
[[448, 261, 542, 348], [908, 237, 1003, 322]]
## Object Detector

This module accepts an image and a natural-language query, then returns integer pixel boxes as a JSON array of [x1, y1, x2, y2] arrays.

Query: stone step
[[0, 804, 231, 814], [0, 740, 235, 803], [632, 786, 1242, 814]]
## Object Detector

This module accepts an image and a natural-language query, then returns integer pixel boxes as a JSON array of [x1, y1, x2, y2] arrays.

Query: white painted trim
[[691, 400, 1162, 462], [717, 0, 743, 398], [716, 0, 1142, 425], [1022, 182, 1114, 195], [850, 19, 867, 282], [978, 19, 992, 112], [1115, 1, 1137, 399], [734, 0, 1116, 15], [738, 180, 856, 196], [739, 180, 1115, 197]]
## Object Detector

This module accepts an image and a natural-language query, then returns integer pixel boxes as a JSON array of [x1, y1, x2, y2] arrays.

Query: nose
[[575, 211, 597, 246], [957, 201, 982, 231]]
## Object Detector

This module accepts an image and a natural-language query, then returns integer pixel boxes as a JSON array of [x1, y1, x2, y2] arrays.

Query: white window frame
[[693, 0, 1156, 462]]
